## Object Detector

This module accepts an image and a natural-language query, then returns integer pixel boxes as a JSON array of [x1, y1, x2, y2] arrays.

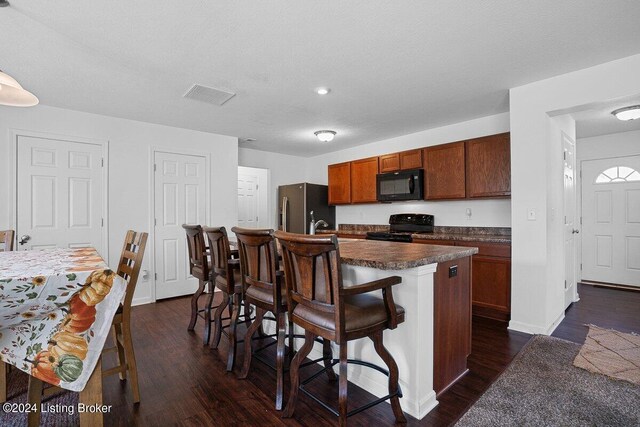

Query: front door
[[581, 155, 640, 287], [154, 151, 207, 299], [16, 134, 104, 253], [563, 132, 578, 307]]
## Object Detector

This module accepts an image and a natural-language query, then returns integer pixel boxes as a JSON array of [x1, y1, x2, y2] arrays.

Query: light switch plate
[[527, 209, 536, 221]]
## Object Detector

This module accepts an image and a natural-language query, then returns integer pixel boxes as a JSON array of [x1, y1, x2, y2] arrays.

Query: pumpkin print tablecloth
[[0, 248, 126, 392]]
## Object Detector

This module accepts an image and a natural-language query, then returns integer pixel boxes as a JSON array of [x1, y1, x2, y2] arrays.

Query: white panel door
[[582, 155, 640, 287], [16, 135, 103, 253], [562, 133, 578, 307], [237, 172, 258, 228], [154, 151, 207, 299]]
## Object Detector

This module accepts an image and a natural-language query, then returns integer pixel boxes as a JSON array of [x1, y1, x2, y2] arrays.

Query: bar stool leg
[[275, 311, 287, 410], [226, 293, 241, 372], [189, 278, 206, 331], [338, 344, 348, 427], [371, 330, 406, 423], [203, 280, 215, 345], [211, 292, 229, 349], [322, 338, 337, 381], [283, 330, 316, 418], [27, 376, 43, 427], [239, 307, 266, 379]]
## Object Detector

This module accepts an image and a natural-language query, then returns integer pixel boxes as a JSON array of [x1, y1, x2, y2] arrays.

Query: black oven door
[[376, 169, 424, 202]]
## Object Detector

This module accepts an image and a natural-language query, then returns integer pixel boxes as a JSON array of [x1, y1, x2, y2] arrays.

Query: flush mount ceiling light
[[0, 70, 39, 107], [316, 87, 330, 95], [314, 130, 336, 142], [611, 105, 640, 121]]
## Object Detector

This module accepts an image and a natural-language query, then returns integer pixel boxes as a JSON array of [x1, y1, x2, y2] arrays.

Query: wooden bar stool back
[[203, 226, 244, 371], [274, 231, 407, 426], [0, 230, 15, 252]]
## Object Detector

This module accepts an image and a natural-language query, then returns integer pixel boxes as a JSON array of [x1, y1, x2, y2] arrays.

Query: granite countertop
[[338, 239, 478, 270], [319, 225, 511, 244]]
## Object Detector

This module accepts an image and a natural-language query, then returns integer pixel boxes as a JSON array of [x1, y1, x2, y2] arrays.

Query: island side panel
[[433, 256, 472, 396]]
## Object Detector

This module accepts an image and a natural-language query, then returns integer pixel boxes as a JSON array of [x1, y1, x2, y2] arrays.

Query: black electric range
[[365, 214, 434, 243]]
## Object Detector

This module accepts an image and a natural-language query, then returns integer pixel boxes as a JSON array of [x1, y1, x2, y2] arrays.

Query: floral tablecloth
[[0, 248, 126, 392]]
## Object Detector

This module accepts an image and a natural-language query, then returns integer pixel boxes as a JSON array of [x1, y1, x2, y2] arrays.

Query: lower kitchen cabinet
[[415, 239, 511, 321]]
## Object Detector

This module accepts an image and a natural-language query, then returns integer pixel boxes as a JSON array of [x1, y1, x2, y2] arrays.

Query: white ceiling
[[574, 94, 640, 139], [2, 1, 640, 157]]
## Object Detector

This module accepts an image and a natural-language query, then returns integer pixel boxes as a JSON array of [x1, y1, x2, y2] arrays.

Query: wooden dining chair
[[25, 230, 148, 424], [274, 231, 407, 426], [204, 226, 247, 371], [102, 230, 148, 403], [0, 230, 15, 252]]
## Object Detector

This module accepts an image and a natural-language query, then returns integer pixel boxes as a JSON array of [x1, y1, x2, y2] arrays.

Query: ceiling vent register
[[183, 84, 236, 106]]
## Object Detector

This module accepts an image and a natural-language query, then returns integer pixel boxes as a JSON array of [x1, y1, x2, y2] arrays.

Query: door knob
[[572, 229, 580, 234], [19, 235, 31, 245]]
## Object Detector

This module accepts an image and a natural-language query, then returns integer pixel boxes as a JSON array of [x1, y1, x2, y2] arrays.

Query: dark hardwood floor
[[99, 282, 638, 426]]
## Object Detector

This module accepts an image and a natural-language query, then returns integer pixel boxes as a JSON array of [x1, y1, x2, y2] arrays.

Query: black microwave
[[376, 169, 424, 202]]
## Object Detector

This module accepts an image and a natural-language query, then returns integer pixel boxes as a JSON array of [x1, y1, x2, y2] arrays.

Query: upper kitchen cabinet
[[378, 149, 423, 173], [466, 133, 511, 198], [350, 157, 379, 203], [400, 149, 423, 170], [379, 153, 400, 173], [424, 141, 466, 200], [328, 162, 351, 205]]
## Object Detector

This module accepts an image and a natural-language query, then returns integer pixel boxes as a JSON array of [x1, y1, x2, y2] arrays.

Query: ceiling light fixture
[[0, 70, 39, 107], [314, 130, 336, 142], [0, 1, 10, 7], [316, 87, 330, 95], [611, 105, 640, 121]]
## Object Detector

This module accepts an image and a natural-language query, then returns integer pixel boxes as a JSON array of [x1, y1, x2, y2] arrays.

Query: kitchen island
[[305, 239, 478, 420]]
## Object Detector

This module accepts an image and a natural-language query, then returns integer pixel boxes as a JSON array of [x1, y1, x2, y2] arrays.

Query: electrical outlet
[[449, 265, 458, 278], [465, 208, 472, 220]]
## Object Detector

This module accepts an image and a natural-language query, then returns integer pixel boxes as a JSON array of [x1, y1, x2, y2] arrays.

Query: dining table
[[0, 247, 127, 426]]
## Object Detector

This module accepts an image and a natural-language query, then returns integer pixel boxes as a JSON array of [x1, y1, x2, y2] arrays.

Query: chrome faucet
[[309, 211, 329, 235]]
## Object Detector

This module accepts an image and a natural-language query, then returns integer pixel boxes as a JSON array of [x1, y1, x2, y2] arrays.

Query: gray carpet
[[456, 335, 640, 427]]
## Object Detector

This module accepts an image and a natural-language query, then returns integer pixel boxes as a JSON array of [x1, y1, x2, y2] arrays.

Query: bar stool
[[232, 227, 336, 410], [274, 231, 407, 426], [204, 226, 249, 371]]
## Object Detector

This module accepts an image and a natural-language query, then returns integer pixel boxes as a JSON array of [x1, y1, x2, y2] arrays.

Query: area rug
[[0, 367, 78, 427], [573, 325, 640, 385], [455, 335, 640, 427]]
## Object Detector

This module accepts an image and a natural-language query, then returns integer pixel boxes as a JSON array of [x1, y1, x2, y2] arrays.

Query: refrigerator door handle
[[282, 196, 288, 232]]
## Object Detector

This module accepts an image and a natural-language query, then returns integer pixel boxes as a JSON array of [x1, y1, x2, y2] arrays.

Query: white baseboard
[[508, 311, 565, 335]]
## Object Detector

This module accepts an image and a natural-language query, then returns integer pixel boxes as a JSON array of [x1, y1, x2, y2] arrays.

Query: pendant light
[[0, 70, 39, 107]]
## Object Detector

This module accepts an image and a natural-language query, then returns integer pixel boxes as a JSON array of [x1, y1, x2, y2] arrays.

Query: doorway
[[581, 155, 640, 287], [153, 150, 208, 299], [14, 131, 108, 256], [237, 166, 269, 228]]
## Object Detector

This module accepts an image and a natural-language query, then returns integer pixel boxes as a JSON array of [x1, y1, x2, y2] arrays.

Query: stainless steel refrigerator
[[278, 183, 336, 234]]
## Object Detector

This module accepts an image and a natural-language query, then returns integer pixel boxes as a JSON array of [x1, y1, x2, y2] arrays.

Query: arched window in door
[[595, 166, 640, 183]]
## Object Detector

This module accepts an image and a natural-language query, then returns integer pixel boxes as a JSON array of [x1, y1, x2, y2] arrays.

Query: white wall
[[577, 129, 640, 161], [305, 113, 512, 227], [509, 53, 640, 335], [238, 147, 308, 228], [0, 104, 238, 305]]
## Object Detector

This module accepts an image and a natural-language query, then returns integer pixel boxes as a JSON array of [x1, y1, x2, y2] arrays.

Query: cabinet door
[[379, 153, 400, 173], [424, 142, 466, 199], [328, 162, 351, 205], [470, 256, 511, 318], [466, 133, 511, 197], [400, 149, 423, 170], [350, 157, 379, 203]]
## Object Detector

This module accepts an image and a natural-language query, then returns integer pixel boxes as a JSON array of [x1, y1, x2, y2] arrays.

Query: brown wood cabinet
[[414, 239, 512, 321], [424, 141, 466, 200], [400, 149, 423, 170], [456, 241, 511, 321], [350, 157, 379, 203], [466, 133, 511, 198], [379, 153, 400, 173], [434, 256, 472, 396], [328, 162, 351, 205]]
